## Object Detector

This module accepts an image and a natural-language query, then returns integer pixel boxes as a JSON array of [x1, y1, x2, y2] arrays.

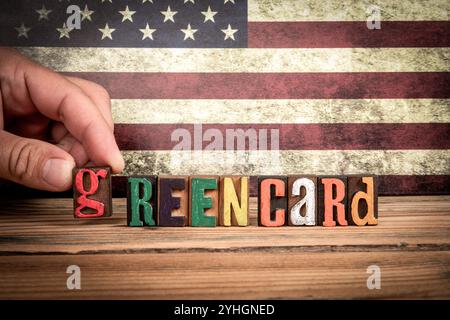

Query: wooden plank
[[0, 251, 448, 299], [0, 196, 448, 299], [0, 197, 449, 254]]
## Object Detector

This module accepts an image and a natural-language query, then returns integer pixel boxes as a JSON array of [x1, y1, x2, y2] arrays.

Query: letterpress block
[[288, 176, 317, 226], [190, 176, 219, 227], [73, 166, 112, 218], [158, 176, 189, 227], [317, 176, 348, 227], [127, 176, 157, 227], [347, 176, 378, 226], [258, 176, 287, 227], [219, 176, 249, 227]]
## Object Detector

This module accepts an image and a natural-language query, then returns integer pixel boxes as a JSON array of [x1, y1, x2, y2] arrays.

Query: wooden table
[[0, 196, 449, 299]]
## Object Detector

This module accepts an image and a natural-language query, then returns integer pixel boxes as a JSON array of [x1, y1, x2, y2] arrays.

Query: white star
[[81, 5, 94, 22], [140, 23, 156, 40], [99, 23, 115, 40], [180, 23, 197, 41], [56, 23, 72, 39], [201, 6, 217, 23], [224, 0, 235, 4], [184, 0, 195, 3], [221, 24, 238, 40], [15, 23, 30, 39], [36, 5, 52, 21], [119, 5, 136, 22], [161, 6, 177, 23]]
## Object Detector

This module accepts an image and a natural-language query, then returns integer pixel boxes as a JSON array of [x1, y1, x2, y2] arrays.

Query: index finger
[[12, 55, 124, 173]]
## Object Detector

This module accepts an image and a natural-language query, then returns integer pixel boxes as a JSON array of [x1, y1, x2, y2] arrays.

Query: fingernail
[[43, 159, 74, 189]]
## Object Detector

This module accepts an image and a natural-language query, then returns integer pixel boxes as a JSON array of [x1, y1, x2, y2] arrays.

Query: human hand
[[0, 48, 124, 191]]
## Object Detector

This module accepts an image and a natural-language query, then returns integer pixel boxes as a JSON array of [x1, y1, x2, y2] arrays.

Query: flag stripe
[[111, 175, 450, 197], [66, 72, 450, 99], [248, 22, 450, 48], [120, 150, 450, 175], [111, 99, 450, 124], [376, 175, 450, 195], [114, 123, 450, 150], [20, 47, 450, 72], [248, 0, 450, 21]]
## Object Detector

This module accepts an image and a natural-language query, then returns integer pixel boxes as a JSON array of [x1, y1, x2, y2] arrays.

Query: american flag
[[0, 0, 449, 196]]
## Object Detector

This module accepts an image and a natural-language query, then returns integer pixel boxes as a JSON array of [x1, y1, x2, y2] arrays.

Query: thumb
[[0, 130, 75, 191]]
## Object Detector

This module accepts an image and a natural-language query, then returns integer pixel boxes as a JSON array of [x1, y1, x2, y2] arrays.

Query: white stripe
[[120, 150, 450, 176], [17, 47, 450, 73], [112, 99, 450, 124], [248, 0, 449, 21]]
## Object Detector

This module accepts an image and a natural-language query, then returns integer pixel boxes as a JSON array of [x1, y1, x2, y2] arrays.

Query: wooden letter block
[[190, 176, 219, 227], [288, 176, 317, 226], [219, 176, 249, 227], [317, 176, 348, 227], [127, 176, 157, 227], [347, 176, 378, 226], [258, 176, 287, 227], [158, 176, 189, 227], [73, 166, 112, 218]]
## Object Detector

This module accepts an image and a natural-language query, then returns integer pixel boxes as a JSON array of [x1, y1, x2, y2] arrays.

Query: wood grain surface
[[0, 196, 449, 299]]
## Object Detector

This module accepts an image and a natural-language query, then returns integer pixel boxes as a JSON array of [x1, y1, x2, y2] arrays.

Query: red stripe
[[114, 124, 450, 150], [248, 21, 450, 48], [110, 176, 450, 197], [67, 72, 450, 99]]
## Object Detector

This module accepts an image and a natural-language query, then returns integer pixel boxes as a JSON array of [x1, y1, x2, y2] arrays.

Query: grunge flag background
[[0, 0, 449, 196]]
